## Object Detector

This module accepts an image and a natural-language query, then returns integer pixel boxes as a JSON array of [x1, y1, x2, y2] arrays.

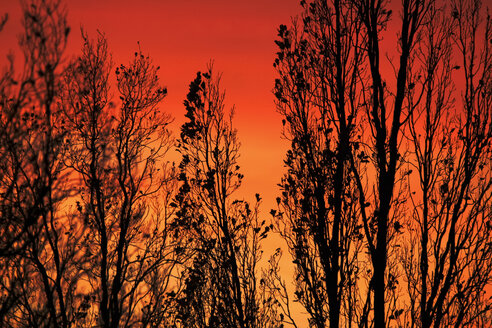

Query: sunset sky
[[0, 0, 305, 318], [1, 0, 301, 207], [2, 1, 491, 326]]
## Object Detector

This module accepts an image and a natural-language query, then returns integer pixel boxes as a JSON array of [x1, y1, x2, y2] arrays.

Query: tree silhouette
[[0, 0, 490, 327], [352, 0, 434, 326], [1, 1, 180, 326], [61, 31, 178, 327], [274, 0, 491, 327], [172, 65, 279, 328], [273, 0, 366, 327], [402, 0, 492, 326], [0, 0, 78, 326]]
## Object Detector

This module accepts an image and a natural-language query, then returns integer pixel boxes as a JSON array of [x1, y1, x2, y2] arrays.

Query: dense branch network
[[0, 0, 491, 327]]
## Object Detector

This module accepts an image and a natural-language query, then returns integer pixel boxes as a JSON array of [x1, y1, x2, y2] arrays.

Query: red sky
[[1, 0, 301, 207], [4, 1, 490, 324], [0, 0, 308, 320]]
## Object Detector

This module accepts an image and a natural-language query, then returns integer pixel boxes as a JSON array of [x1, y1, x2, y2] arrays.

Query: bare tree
[[348, 0, 433, 326], [276, 0, 492, 327], [172, 65, 278, 328], [61, 31, 178, 327], [0, 1, 83, 327], [272, 1, 369, 327], [402, 0, 492, 327]]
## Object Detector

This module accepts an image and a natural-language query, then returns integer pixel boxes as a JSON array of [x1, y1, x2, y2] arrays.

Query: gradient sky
[[1, 0, 309, 321], [4, 1, 490, 324], [1, 0, 301, 207]]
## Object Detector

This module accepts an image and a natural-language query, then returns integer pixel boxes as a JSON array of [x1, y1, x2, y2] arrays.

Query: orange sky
[[0, 1, 309, 320], [0, 1, 306, 319], [1, 0, 301, 207], [3, 1, 491, 325]]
